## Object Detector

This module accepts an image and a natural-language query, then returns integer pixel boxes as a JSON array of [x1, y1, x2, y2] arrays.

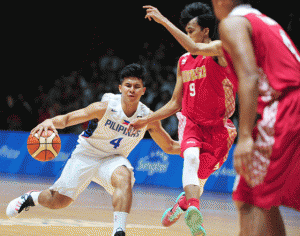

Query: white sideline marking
[[0, 218, 166, 229]]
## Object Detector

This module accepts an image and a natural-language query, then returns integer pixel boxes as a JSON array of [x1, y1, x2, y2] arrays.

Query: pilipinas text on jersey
[[77, 93, 151, 157]]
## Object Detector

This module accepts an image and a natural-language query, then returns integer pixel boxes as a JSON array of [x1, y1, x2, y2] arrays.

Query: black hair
[[119, 63, 147, 86], [236, 0, 257, 4], [180, 2, 216, 39]]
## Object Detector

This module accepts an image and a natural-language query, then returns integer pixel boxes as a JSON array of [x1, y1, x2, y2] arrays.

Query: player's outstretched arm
[[147, 120, 181, 155], [31, 102, 107, 138], [144, 5, 223, 57], [127, 62, 183, 133]]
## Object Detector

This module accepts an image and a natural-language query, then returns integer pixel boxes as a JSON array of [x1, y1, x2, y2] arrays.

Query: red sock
[[187, 198, 200, 210], [178, 196, 188, 211]]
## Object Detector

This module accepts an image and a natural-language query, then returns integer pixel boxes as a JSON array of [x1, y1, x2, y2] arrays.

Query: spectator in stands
[[79, 75, 94, 108], [6, 95, 32, 131], [99, 48, 124, 72]]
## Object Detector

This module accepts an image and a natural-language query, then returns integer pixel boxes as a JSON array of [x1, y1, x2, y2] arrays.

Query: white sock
[[31, 191, 41, 206], [112, 211, 128, 235], [182, 147, 200, 188]]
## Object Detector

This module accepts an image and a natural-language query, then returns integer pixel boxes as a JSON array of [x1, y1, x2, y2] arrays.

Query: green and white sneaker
[[184, 206, 206, 236], [161, 192, 185, 227]]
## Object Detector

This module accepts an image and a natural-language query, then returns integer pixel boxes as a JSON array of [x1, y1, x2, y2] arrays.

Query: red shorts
[[177, 112, 237, 179], [233, 90, 300, 211]]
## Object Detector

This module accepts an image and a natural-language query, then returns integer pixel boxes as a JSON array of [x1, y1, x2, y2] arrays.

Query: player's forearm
[[163, 20, 220, 56], [52, 110, 89, 129], [166, 140, 181, 155], [162, 20, 200, 55], [51, 115, 68, 129], [238, 74, 259, 139], [147, 100, 181, 124]]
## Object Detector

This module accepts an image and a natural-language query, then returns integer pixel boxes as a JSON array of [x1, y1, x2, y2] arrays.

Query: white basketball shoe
[[6, 190, 38, 218]]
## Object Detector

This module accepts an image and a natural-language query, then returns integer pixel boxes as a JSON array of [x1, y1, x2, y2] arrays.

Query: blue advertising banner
[[0, 131, 237, 193], [128, 139, 184, 188], [0, 131, 77, 177]]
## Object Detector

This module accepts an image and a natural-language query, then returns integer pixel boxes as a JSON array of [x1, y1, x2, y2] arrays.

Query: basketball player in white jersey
[[6, 64, 181, 236]]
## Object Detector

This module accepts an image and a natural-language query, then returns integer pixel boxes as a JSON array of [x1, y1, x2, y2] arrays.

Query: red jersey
[[179, 53, 237, 126], [223, 6, 300, 114], [226, 6, 300, 210]]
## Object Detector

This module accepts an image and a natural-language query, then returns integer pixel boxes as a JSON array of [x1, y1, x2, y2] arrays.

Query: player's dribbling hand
[[127, 118, 148, 135], [143, 5, 168, 26], [30, 119, 58, 138], [233, 136, 254, 186]]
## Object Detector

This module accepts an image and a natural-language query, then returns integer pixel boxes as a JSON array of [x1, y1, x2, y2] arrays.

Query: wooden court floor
[[0, 174, 299, 236]]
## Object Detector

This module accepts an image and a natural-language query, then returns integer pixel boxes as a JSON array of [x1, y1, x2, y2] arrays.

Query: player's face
[[185, 17, 209, 43], [119, 77, 146, 103]]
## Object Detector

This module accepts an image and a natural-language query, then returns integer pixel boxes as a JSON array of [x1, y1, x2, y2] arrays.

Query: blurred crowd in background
[[3, 12, 299, 142], [3, 41, 238, 140]]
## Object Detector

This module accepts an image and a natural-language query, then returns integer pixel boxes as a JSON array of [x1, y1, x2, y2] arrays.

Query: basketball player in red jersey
[[128, 3, 237, 235], [211, 0, 300, 235]]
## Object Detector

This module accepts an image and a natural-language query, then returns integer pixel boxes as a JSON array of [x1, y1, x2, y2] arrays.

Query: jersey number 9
[[190, 83, 196, 97]]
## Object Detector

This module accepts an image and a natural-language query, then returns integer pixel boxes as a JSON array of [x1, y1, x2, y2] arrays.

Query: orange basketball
[[27, 130, 61, 162]]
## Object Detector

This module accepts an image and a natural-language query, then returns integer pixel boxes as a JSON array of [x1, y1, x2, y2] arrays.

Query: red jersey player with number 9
[[212, 0, 300, 235], [128, 3, 238, 235]]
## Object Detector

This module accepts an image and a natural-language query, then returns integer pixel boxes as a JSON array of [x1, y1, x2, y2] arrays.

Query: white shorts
[[49, 146, 135, 200]]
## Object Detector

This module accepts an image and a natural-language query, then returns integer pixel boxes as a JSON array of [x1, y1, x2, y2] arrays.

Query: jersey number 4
[[110, 138, 123, 149]]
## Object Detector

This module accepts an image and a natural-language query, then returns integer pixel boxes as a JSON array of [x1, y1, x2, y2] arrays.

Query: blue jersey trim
[[82, 119, 99, 138]]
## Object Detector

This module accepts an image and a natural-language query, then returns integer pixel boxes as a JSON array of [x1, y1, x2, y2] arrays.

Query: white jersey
[[77, 93, 151, 158]]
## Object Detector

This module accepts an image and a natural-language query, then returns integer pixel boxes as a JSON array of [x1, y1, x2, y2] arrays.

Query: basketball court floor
[[0, 174, 299, 235]]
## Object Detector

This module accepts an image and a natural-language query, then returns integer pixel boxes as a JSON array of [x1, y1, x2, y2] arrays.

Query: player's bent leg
[[182, 147, 201, 209], [182, 147, 200, 197], [39, 189, 73, 209], [111, 165, 132, 236], [181, 147, 206, 235], [111, 165, 132, 213], [6, 189, 73, 219], [161, 147, 200, 228], [198, 179, 208, 197]]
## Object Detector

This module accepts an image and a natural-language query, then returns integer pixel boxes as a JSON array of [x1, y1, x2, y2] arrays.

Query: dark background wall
[[3, 1, 299, 136]]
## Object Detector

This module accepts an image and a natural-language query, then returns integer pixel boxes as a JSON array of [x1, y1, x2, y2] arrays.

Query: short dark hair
[[236, 0, 256, 4], [180, 2, 216, 39], [119, 63, 147, 86]]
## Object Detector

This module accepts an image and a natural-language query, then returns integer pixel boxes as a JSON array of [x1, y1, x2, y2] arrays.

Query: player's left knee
[[184, 147, 200, 166], [111, 166, 132, 189]]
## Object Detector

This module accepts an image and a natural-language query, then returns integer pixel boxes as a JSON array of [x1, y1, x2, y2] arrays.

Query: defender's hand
[[127, 118, 148, 134], [30, 119, 58, 138], [143, 5, 168, 25]]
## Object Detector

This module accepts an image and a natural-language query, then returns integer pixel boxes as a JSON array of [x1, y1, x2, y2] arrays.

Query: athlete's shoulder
[[138, 101, 151, 117], [178, 52, 191, 67], [229, 5, 262, 17], [101, 93, 121, 102], [83, 101, 108, 121], [180, 52, 190, 60]]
